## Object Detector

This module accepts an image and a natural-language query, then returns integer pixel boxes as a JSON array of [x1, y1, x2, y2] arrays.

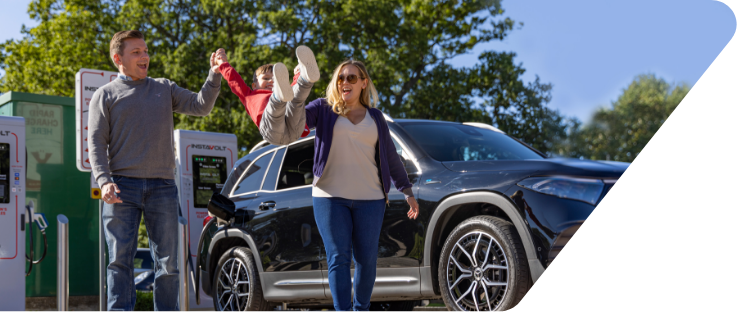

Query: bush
[[134, 291, 154, 311], [138, 217, 149, 248]]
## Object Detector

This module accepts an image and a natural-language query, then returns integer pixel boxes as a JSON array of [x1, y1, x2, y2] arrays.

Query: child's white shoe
[[272, 62, 294, 102], [296, 45, 320, 83]]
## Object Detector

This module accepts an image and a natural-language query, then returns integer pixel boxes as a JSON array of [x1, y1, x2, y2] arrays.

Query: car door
[[375, 133, 423, 268], [240, 139, 326, 300]]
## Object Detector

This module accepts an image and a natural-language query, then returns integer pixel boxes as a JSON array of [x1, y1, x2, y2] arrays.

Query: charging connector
[[24, 201, 48, 276]]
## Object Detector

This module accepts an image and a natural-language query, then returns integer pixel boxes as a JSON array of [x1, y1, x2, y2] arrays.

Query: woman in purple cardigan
[[303, 60, 419, 311]]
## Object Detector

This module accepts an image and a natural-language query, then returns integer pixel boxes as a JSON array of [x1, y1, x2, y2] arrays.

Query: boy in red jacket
[[214, 46, 319, 145]]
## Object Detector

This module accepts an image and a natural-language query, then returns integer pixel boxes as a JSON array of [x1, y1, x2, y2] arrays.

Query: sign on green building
[[0, 92, 100, 302]]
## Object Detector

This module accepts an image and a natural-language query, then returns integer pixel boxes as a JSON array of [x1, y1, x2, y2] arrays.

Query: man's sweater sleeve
[[171, 69, 222, 116], [88, 90, 112, 186]]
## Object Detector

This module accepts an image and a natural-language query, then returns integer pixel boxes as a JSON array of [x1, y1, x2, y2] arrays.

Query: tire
[[438, 216, 530, 311], [212, 246, 267, 311], [369, 300, 419, 311]]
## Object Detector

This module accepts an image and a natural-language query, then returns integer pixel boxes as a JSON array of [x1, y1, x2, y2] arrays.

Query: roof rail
[[249, 140, 269, 153], [383, 113, 394, 122], [463, 122, 505, 134]]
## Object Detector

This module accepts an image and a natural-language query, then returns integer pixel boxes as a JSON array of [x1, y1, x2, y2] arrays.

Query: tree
[[401, 51, 575, 154], [555, 74, 689, 162], [1, 0, 565, 155]]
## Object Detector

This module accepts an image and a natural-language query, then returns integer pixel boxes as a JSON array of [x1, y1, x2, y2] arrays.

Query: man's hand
[[210, 48, 227, 74], [406, 196, 419, 219], [102, 182, 123, 204]]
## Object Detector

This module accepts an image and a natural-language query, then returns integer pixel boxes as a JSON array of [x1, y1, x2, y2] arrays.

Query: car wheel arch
[[424, 191, 546, 290], [207, 228, 266, 294]]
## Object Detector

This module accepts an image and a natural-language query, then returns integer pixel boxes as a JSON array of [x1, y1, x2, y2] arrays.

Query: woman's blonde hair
[[325, 60, 379, 116]]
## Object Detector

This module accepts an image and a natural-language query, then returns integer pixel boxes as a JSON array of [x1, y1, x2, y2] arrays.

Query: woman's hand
[[406, 196, 419, 219]]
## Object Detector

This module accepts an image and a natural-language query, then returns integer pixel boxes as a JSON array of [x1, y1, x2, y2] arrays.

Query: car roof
[[393, 118, 457, 124], [248, 118, 505, 154]]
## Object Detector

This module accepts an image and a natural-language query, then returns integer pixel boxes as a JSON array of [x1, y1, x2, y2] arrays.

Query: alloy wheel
[[216, 258, 251, 311], [446, 231, 509, 311]]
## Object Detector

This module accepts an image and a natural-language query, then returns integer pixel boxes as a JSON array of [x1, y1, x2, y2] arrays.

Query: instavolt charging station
[[174, 129, 237, 309], [0, 116, 26, 310]]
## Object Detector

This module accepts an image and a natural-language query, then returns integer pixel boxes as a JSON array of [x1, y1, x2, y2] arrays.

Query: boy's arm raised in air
[[219, 62, 256, 104]]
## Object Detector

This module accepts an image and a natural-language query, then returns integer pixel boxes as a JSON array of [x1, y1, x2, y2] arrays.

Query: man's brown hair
[[109, 30, 145, 67], [252, 64, 273, 85]]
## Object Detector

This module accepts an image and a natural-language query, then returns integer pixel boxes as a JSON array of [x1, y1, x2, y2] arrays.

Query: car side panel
[[504, 185, 595, 267], [197, 220, 219, 296], [245, 186, 325, 272]]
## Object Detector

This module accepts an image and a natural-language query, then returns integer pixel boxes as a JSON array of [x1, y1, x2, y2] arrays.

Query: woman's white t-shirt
[[312, 112, 385, 200]]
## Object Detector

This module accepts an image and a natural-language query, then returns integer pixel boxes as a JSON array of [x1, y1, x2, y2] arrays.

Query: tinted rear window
[[400, 123, 544, 161]]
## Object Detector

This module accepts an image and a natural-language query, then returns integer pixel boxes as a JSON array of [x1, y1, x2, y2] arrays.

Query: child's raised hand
[[210, 48, 228, 74], [215, 48, 228, 65]]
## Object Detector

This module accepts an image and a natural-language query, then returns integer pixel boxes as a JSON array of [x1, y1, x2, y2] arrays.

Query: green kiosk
[[0, 91, 100, 309]]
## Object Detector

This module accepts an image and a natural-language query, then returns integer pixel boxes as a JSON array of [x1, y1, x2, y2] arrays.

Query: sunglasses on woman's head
[[338, 74, 363, 84]]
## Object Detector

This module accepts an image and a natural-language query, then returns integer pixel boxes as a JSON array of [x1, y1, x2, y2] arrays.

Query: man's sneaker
[[296, 45, 320, 83], [272, 62, 294, 103]]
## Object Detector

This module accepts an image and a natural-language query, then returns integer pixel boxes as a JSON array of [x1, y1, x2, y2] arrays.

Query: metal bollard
[[99, 200, 106, 311], [178, 216, 189, 311], [57, 215, 69, 311]]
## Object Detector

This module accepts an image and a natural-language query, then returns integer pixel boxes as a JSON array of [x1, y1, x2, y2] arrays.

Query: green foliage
[[134, 290, 154, 311], [555, 74, 689, 162], [402, 51, 575, 154], [1, 0, 565, 154], [138, 216, 149, 248]]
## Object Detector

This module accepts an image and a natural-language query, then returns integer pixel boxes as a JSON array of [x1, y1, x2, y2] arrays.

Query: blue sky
[[1, 0, 734, 122]]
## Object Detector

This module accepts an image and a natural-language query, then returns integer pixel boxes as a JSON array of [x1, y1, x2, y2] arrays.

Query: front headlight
[[517, 176, 605, 205], [134, 270, 153, 284]]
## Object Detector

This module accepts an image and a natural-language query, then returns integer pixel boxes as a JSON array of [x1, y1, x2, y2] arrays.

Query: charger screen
[[192, 155, 227, 208], [0, 143, 9, 204]]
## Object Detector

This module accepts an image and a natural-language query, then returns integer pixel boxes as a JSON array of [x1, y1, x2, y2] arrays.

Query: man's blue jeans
[[103, 176, 180, 311], [313, 197, 386, 311]]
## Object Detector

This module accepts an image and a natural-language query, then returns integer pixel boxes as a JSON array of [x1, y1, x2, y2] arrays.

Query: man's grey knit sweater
[[88, 70, 221, 186]]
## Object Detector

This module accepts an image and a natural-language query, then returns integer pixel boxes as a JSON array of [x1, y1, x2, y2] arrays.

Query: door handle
[[259, 201, 276, 211]]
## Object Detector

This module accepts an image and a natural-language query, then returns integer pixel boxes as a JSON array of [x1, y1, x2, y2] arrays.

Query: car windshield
[[400, 123, 544, 161]]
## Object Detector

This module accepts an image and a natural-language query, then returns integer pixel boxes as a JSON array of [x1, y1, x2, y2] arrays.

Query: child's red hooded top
[[219, 62, 310, 138]]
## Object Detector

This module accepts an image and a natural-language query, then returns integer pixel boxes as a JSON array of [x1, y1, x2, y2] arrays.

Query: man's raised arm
[[170, 50, 224, 116]]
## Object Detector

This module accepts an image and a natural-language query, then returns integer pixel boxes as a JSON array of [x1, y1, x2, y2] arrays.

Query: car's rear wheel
[[439, 216, 530, 311], [213, 246, 267, 311]]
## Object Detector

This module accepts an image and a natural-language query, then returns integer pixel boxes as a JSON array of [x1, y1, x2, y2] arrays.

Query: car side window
[[277, 139, 315, 190], [391, 136, 404, 157], [391, 134, 419, 174], [261, 148, 286, 191], [231, 152, 274, 195], [221, 159, 251, 196]]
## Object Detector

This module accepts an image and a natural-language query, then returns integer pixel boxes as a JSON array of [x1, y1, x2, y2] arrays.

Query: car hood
[[441, 158, 629, 177]]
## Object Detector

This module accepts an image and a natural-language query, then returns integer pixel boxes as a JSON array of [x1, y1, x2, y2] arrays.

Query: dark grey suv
[[195, 118, 628, 311]]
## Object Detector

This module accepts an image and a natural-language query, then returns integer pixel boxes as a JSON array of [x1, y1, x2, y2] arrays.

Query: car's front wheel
[[439, 216, 530, 311], [213, 246, 267, 311]]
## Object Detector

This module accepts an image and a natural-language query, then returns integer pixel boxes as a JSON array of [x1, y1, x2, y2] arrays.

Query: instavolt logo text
[[191, 144, 227, 151]]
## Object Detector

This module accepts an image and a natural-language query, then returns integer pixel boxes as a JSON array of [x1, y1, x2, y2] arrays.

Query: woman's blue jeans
[[103, 176, 180, 311], [313, 197, 386, 311]]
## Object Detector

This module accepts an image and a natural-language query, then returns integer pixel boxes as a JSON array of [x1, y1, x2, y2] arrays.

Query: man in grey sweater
[[88, 30, 222, 311]]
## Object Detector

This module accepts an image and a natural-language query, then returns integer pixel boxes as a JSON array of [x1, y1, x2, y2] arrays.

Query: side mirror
[[207, 193, 236, 220]]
